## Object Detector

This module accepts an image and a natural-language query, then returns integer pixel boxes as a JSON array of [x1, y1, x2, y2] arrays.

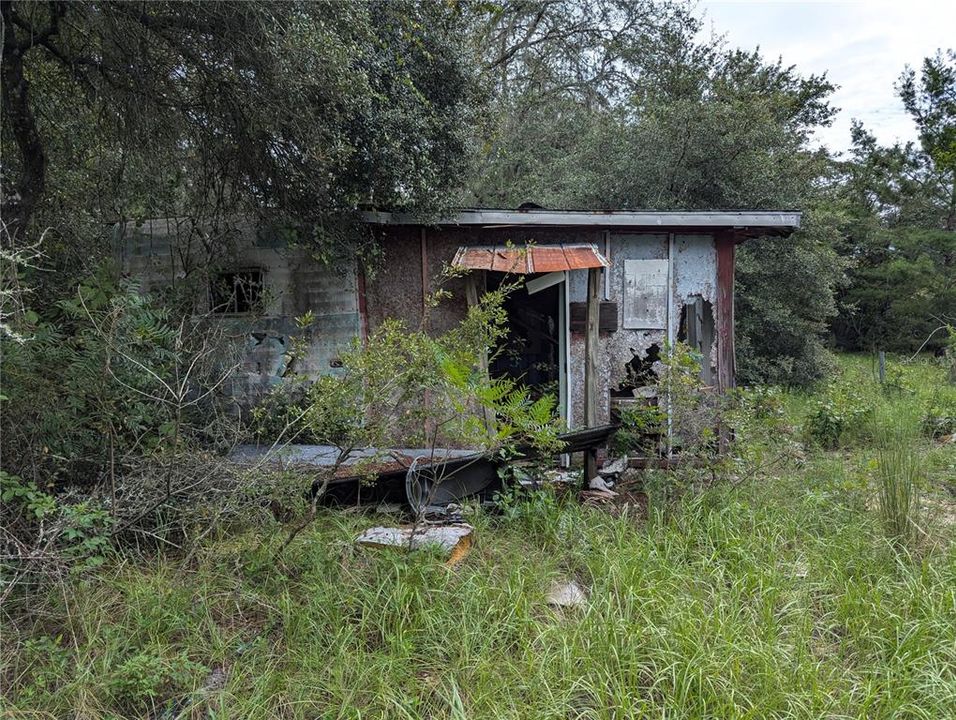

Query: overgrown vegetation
[[2, 2, 954, 716], [2, 355, 954, 718]]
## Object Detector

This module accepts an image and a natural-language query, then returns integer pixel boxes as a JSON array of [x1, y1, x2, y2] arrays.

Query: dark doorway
[[678, 295, 715, 386], [487, 272, 561, 400]]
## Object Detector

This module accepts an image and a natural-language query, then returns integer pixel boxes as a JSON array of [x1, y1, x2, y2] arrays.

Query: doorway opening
[[486, 271, 567, 422]]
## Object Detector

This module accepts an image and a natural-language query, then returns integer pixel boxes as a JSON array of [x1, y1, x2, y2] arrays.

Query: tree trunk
[[1, 5, 48, 240]]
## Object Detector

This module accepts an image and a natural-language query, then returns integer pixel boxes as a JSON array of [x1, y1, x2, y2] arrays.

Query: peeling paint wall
[[567, 233, 719, 428], [116, 219, 360, 403], [568, 234, 666, 428], [365, 228, 723, 430], [118, 219, 726, 419]]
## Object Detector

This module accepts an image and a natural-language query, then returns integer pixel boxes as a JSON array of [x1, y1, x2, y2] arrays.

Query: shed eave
[[360, 209, 801, 232]]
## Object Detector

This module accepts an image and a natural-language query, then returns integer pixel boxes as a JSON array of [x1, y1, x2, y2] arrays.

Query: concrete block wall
[[116, 218, 361, 404]]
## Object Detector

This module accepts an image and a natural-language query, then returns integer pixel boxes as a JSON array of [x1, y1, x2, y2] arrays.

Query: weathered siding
[[116, 219, 360, 402], [118, 219, 728, 419]]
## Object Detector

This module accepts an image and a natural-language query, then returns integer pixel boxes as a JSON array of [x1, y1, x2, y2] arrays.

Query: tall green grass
[[2, 354, 954, 718], [876, 426, 925, 551]]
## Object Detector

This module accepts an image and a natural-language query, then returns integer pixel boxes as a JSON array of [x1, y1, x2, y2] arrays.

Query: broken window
[[678, 296, 715, 386], [611, 343, 661, 397], [210, 269, 264, 314]]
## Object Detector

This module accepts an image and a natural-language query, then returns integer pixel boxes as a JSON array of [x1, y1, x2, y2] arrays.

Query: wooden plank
[[715, 233, 735, 393], [584, 266, 601, 428], [569, 302, 618, 333], [715, 232, 736, 454], [526, 271, 565, 295]]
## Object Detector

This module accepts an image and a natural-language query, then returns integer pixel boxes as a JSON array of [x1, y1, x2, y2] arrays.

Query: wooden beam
[[715, 232, 736, 393], [526, 271, 565, 295], [584, 267, 602, 481], [715, 232, 736, 453], [584, 267, 601, 426], [465, 272, 493, 434]]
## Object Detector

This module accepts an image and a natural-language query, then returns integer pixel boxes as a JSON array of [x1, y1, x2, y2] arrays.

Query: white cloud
[[696, 0, 956, 153]]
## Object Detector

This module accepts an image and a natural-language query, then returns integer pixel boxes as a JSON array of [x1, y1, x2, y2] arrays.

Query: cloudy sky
[[695, 0, 955, 154]]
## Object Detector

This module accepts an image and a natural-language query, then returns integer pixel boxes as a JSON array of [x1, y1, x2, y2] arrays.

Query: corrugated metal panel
[[452, 244, 609, 274]]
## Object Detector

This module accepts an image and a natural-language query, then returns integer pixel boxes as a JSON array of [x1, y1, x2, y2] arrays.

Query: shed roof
[[452, 243, 609, 274], [361, 208, 801, 236]]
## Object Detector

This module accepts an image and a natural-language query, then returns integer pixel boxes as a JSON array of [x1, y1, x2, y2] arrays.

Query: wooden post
[[878, 351, 886, 384], [584, 266, 601, 481], [715, 232, 736, 453], [465, 272, 493, 434]]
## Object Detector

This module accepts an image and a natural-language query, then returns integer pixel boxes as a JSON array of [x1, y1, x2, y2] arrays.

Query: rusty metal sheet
[[452, 244, 609, 274]]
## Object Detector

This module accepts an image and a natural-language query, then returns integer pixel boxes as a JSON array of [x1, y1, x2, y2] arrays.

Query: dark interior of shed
[[486, 271, 561, 399]]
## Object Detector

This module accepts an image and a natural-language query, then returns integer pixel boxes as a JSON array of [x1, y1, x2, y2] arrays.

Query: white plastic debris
[[598, 456, 628, 476], [547, 579, 588, 608], [588, 475, 617, 493]]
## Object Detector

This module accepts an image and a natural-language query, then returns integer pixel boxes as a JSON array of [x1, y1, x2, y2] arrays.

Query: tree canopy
[[2, 0, 953, 382], [1, 1, 479, 248]]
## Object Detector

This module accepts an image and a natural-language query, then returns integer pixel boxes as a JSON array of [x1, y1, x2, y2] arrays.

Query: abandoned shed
[[116, 208, 801, 439]]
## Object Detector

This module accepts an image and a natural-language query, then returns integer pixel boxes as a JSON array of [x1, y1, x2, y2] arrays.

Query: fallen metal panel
[[228, 445, 479, 483], [230, 423, 620, 509]]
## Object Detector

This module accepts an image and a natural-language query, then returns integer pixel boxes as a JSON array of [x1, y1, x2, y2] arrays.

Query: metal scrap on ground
[[355, 524, 474, 566]]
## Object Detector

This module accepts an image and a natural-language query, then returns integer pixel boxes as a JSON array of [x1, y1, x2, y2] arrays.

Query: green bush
[[804, 383, 871, 448], [1, 471, 113, 576], [610, 403, 666, 456], [1, 268, 187, 484], [107, 651, 205, 711], [735, 385, 786, 422], [921, 402, 956, 439], [246, 382, 316, 444]]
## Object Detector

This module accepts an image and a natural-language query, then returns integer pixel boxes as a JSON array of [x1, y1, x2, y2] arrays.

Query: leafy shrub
[[16, 636, 72, 702], [611, 403, 666, 456], [247, 382, 316, 444], [0, 267, 222, 485], [920, 402, 956, 438], [659, 342, 723, 455], [735, 385, 786, 422], [1, 471, 112, 584], [803, 384, 871, 448], [107, 651, 205, 710], [880, 364, 915, 397]]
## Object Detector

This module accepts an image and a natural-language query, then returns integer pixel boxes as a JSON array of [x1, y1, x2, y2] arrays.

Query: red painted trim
[[716, 232, 736, 392]]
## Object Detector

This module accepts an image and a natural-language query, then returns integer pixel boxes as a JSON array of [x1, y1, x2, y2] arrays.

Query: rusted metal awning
[[452, 243, 609, 274]]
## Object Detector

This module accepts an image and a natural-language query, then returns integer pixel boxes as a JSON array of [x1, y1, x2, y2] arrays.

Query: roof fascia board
[[361, 209, 801, 230]]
